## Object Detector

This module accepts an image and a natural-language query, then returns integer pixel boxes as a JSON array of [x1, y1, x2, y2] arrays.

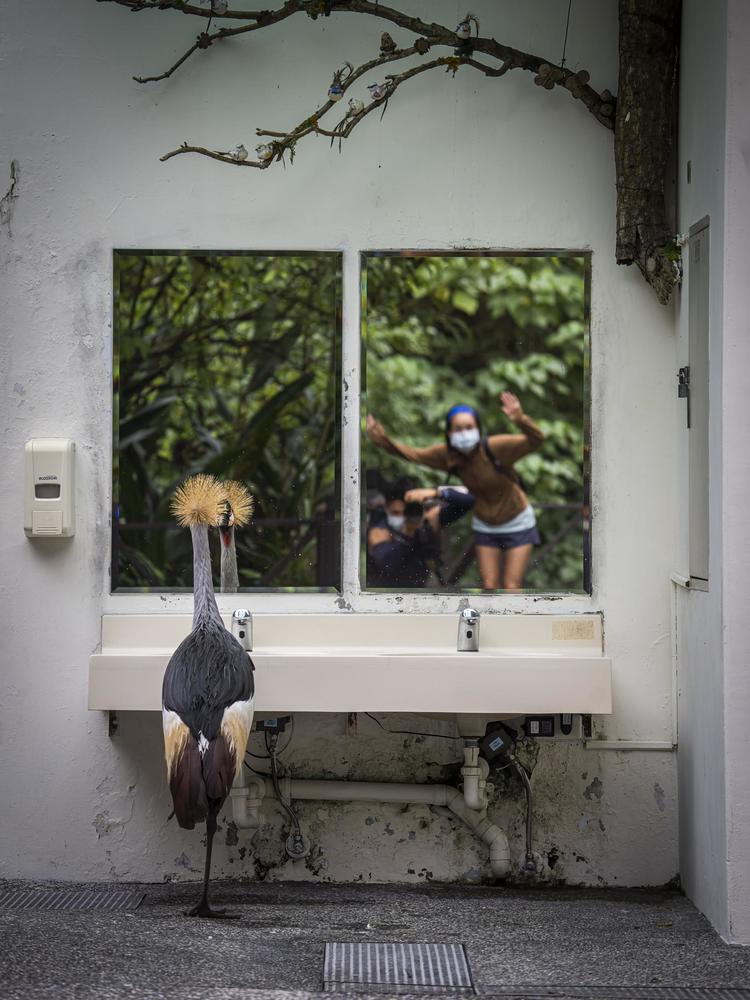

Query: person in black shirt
[[367, 482, 474, 588]]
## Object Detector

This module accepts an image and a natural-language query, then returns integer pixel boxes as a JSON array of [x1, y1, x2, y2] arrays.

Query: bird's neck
[[220, 528, 239, 594], [190, 523, 222, 629]]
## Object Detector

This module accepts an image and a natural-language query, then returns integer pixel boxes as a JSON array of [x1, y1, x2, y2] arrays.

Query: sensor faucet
[[457, 607, 480, 652], [231, 608, 253, 651]]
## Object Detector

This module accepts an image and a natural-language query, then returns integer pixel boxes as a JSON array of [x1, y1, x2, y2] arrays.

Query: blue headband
[[445, 404, 479, 429]]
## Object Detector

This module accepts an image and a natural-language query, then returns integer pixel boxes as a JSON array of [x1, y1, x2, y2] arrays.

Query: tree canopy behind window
[[363, 254, 588, 592], [113, 252, 341, 590]]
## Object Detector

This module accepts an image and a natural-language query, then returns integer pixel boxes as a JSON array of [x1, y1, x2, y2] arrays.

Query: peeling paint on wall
[[584, 776, 604, 800], [0, 160, 19, 236], [72, 712, 678, 889]]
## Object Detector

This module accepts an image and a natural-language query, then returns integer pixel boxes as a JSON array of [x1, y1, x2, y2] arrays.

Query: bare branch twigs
[[102, 0, 616, 170]]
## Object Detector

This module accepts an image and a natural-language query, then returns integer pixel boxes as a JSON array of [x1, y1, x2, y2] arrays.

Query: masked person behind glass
[[366, 392, 544, 591], [367, 480, 474, 588]]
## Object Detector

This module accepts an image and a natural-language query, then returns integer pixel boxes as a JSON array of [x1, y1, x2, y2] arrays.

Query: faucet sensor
[[457, 607, 480, 652], [231, 608, 253, 651]]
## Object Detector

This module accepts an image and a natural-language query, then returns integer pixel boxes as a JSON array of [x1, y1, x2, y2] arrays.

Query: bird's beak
[[218, 501, 235, 544]]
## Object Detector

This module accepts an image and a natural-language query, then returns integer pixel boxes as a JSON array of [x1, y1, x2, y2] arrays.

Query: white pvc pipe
[[257, 777, 510, 878], [583, 740, 675, 751], [443, 787, 511, 878], [230, 774, 265, 830], [460, 747, 489, 811]]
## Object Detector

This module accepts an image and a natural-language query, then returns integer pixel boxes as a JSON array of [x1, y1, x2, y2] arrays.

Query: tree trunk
[[615, 0, 681, 304]]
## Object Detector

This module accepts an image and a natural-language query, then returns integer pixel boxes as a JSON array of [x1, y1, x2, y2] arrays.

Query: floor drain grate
[[0, 888, 144, 912], [482, 989, 750, 1000], [323, 942, 475, 995]]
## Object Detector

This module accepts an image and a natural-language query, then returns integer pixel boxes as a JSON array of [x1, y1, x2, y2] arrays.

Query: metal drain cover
[[0, 887, 144, 912], [483, 989, 750, 1000], [323, 942, 474, 995]]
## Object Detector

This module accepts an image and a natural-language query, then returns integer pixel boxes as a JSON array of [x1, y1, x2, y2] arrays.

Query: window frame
[[359, 248, 592, 598], [110, 248, 343, 596], [104, 247, 597, 616]]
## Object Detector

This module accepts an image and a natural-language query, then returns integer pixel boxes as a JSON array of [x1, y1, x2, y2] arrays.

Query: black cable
[[266, 732, 303, 840], [364, 712, 462, 742], [560, 0, 573, 69], [242, 748, 302, 836]]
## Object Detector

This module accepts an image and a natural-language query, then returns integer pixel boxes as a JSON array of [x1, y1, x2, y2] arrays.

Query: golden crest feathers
[[170, 474, 224, 527], [221, 480, 255, 527]]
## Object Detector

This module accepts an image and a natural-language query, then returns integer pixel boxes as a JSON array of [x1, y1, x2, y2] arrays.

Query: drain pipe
[[230, 770, 265, 829], [232, 777, 510, 879], [461, 740, 489, 811]]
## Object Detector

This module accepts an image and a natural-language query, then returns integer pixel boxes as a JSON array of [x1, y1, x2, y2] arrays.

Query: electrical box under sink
[[88, 613, 612, 721]]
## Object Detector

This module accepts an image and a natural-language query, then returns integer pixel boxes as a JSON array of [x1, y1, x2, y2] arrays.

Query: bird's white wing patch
[[220, 697, 255, 779], [162, 708, 189, 779]]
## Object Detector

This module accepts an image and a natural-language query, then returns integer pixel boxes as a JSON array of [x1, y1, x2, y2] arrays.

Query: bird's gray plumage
[[163, 523, 255, 739], [161, 511, 254, 917]]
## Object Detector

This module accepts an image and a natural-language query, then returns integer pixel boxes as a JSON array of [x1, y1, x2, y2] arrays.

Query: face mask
[[450, 428, 480, 454], [387, 514, 405, 532]]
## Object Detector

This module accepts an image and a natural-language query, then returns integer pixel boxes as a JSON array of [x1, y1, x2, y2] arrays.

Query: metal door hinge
[[678, 365, 691, 427]]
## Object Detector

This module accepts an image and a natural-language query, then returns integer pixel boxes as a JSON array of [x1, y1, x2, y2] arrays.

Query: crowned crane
[[162, 474, 255, 918], [218, 480, 254, 594]]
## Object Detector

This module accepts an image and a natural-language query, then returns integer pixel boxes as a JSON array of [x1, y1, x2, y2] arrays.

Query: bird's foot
[[186, 901, 239, 919]]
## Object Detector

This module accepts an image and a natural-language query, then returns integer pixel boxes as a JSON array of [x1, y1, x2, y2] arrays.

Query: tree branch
[[103, 0, 616, 139], [161, 52, 508, 167], [103, 0, 681, 306], [131, 8, 303, 82]]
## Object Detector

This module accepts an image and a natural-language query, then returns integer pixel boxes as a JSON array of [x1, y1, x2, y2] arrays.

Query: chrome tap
[[231, 608, 253, 651], [457, 607, 480, 652]]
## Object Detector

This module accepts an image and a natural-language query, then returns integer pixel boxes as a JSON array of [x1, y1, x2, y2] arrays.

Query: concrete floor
[[0, 881, 749, 1000]]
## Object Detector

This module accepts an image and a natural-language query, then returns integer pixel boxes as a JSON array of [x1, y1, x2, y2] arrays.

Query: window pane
[[362, 251, 590, 594], [112, 251, 341, 592]]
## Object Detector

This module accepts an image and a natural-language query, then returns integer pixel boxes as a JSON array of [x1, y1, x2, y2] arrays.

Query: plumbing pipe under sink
[[231, 774, 510, 879], [229, 772, 265, 829], [460, 740, 489, 811]]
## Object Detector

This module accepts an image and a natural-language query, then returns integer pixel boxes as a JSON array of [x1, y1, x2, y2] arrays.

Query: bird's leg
[[187, 810, 237, 919]]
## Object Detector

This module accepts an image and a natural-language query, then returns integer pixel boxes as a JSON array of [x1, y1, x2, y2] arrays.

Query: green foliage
[[114, 252, 340, 590], [364, 254, 588, 591], [114, 251, 588, 595]]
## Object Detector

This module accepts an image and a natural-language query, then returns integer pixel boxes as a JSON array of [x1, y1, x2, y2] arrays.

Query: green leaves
[[364, 253, 588, 592], [113, 252, 340, 590]]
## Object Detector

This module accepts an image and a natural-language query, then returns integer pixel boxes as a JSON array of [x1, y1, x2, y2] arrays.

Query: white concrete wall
[[676, 0, 750, 945], [674, 0, 729, 936], [0, 0, 678, 886], [721, 0, 750, 944]]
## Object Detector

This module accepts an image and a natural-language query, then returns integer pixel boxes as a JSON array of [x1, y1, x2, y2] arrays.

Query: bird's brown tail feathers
[[201, 734, 236, 805], [169, 737, 208, 830], [169, 733, 237, 830]]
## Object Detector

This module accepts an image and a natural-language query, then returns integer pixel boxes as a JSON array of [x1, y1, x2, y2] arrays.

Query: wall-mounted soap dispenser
[[24, 438, 76, 537]]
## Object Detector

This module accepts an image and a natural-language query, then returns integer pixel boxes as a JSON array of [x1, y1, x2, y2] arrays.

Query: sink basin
[[88, 613, 612, 717]]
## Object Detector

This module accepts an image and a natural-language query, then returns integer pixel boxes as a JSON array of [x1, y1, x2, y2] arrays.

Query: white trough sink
[[88, 613, 612, 719]]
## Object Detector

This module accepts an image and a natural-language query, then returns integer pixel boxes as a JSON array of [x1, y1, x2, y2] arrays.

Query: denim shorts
[[474, 526, 541, 550]]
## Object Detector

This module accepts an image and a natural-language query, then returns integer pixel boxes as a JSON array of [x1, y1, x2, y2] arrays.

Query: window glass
[[112, 251, 341, 591], [362, 251, 590, 594]]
